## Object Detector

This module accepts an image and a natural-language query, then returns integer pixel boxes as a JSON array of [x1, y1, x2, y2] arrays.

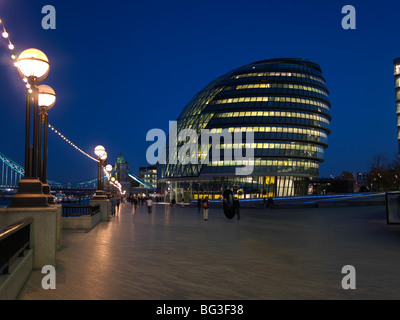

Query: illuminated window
[[232, 71, 326, 85], [215, 111, 329, 124], [210, 96, 330, 113]]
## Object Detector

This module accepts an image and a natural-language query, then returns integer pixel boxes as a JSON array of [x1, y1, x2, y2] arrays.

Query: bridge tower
[[114, 153, 131, 196]]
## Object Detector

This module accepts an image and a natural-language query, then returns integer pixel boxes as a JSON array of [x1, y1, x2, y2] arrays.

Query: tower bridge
[[0, 151, 154, 199]]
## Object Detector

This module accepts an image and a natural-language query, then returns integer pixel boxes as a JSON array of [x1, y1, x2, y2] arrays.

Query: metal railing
[[62, 204, 100, 217], [0, 217, 32, 275]]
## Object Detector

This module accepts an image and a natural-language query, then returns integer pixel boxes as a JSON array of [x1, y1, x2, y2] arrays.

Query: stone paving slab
[[17, 202, 400, 300]]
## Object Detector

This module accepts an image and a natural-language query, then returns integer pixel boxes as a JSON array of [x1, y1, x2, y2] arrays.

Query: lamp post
[[38, 84, 56, 204], [93, 145, 106, 199], [106, 164, 113, 175], [114, 180, 121, 194], [100, 152, 107, 191], [110, 177, 116, 194], [105, 164, 112, 193], [10, 48, 50, 207]]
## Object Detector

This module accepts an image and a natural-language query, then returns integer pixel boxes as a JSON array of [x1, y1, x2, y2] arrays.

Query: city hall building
[[159, 58, 331, 201]]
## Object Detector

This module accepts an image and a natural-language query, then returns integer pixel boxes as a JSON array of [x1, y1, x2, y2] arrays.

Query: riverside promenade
[[18, 201, 400, 300]]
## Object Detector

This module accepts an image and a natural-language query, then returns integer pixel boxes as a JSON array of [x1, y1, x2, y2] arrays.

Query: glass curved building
[[159, 58, 331, 201]]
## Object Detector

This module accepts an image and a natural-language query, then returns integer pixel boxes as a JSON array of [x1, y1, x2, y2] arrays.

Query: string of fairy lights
[[0, 18, 34, 93], [0, 17, 123, 193], [1, 17, 103, 163], [47, 123, 99, 162], [43, 123, 125, 192]]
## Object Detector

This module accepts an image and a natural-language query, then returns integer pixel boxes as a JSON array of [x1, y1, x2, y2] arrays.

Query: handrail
[[0, 217, 32, 242], [0, 217, 32, 274], [62, 204, 100, 217]]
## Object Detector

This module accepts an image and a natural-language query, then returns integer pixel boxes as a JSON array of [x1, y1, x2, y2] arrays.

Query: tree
[[367, 154, 400, 191], [340, 171, 355, 181]]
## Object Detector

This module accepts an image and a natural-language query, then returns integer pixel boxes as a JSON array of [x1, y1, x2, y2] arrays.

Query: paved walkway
[[18, 202, 400, 300]]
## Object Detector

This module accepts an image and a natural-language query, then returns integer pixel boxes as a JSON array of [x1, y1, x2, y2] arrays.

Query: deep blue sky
[[0, 0, 399, 183]]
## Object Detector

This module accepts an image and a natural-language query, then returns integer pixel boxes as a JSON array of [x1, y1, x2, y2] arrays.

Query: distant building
[[114, 153, 131, 195], [352, 172, 368, 192], [139, 165, 158, 189], [159, 58, 331, 200], [109, 154, 156, 196]]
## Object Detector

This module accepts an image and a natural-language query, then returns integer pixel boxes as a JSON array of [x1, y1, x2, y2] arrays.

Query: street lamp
[[114, 180, 122, 194], [105, 164, 112, 173], [38, 84, 56, 204], [105, 164, 112, 193], [17, 48, 50, 83], [100, 152, 107, 192], [106, 164, 112, 196], [10, 48, 51, 207], [93, 145, 107, 199], [38, 85, 56, 109], [100, 152, 107, 162]]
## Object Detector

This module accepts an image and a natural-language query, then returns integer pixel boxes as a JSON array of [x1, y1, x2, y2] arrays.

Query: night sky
[[0, 0, 399, 183]]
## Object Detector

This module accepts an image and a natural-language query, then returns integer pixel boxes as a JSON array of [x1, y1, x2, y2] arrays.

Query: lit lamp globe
[[17, 48, 50, 83], [105, 165, 112, 173], [38, 85, 56, 110], [111, 177, 115, 182], [94, 145, 105, 158], [100, 152, 107, 162]]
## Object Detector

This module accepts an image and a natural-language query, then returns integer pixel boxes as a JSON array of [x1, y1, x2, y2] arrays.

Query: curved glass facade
[[160, 58, 331, 200]]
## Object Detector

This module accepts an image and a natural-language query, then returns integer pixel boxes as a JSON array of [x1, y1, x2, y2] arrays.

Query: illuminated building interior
[[159, 58, 331, 201]]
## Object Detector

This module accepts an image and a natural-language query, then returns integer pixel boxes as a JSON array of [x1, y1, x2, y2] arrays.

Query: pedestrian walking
[[133, 197, 138, 210], [116, 197, 120, 214], [111, 195, 116, 216], [146, 197, 153, 214], [233, 197, 240, 220], [197, 198, 201, 214], [267, 197, 274, 209], [202, 196, 210, 221]]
